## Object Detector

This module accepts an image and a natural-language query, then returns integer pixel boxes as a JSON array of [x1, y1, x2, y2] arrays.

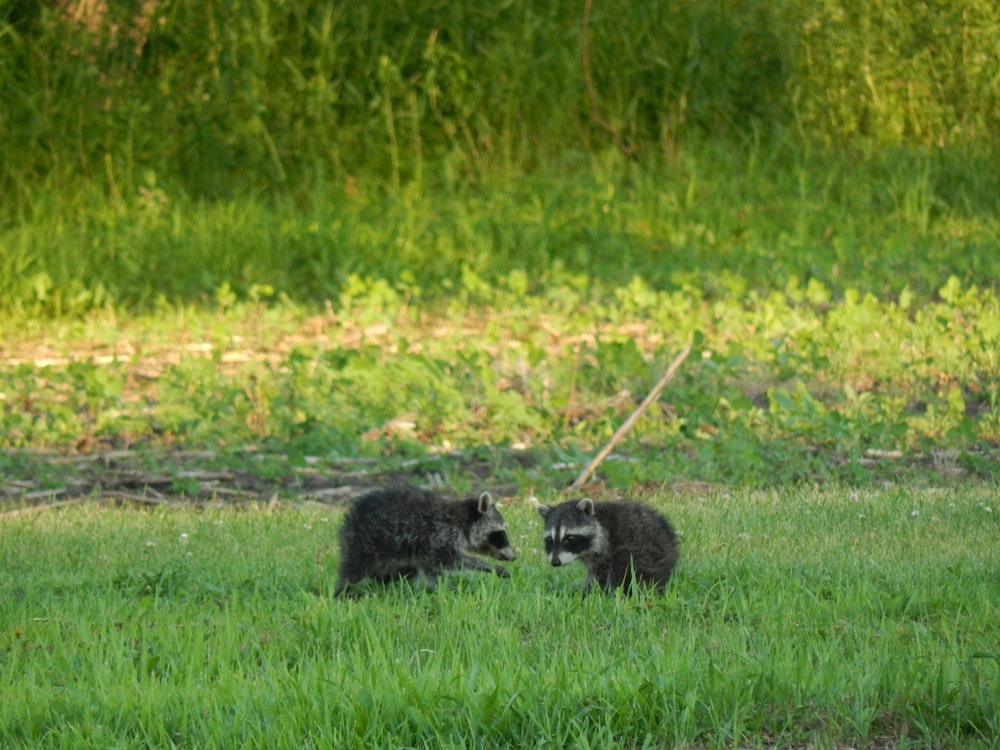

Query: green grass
[[4, 0, 1000, 212], [1, 486, 997, 748], [1, 253, 997, 493], [3, 4, 998, 745], [3, 142, 1000, 318]]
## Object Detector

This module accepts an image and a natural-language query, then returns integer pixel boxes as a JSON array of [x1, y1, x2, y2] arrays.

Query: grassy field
[[3, 5, 1000, 747], [3, 160, 996, 749], [2, 243, 997, 496], [1, 486, 997, 749], [4, 142, 1000, 319]]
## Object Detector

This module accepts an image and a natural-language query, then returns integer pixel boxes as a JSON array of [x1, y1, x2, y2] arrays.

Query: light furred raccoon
[[537, 498, 678, 594], [334, 485, 516, 597]]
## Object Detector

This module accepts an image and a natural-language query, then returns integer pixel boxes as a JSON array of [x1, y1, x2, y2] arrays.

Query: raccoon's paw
[[333, 584, 363, 600], [494, 564, 511, 578]]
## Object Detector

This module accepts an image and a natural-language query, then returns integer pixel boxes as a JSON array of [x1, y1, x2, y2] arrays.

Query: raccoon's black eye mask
[[487, 530, 510, 548], [562, 534, 591, 554], [542, 533, 590, 554]]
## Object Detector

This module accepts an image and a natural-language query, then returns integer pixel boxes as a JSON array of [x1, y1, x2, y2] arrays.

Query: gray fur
[[537, 497, 678, 594], [334, 485, 516, 597]]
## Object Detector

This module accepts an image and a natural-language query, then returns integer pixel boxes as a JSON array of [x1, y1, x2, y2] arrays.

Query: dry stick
[[569, 342, 693, 491], [0, 498, 86, 517], [560, 344, 582, 432], [103, 492, 172, 506]]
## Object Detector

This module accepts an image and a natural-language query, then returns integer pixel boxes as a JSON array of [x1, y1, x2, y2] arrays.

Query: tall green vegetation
[[3, 0, 998, 206], [3, 143, 1000, 318], [1, 0, 999, 317]]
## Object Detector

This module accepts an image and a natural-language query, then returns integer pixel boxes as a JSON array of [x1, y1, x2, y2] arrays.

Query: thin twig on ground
[[0, 498, 86, 516], [569, 342, 693, 491]]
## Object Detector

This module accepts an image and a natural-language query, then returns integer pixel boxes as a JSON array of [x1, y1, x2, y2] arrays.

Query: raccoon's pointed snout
[[550, 558, 561, 567], [486, 530, 516, 562]]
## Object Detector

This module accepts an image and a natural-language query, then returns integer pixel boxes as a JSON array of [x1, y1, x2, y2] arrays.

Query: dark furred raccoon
[[537, 498, 678, 594], [334, 485, 516, 597]]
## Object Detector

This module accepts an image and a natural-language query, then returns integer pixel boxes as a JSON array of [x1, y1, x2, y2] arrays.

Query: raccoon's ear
[[477, 492, 493, 514], [536, 503, 551, 518], [576, 497, 596, 515]]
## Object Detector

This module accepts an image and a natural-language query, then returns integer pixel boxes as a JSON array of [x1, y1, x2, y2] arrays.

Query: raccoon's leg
[[415, 566, 440, 591], [334, 575, 366, 598], [333, 574, 360, 598], [371, 567, 418, 583], [333, 557, 373, 598], [587, 563, 620, 594], [459, 553, 510, 578]]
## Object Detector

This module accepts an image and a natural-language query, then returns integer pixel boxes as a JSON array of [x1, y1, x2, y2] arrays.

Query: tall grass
[[2, 1, 999, 319], [2, 140, 999, 318], [2, 0, 999, 213], [1, 487, 997, 748]]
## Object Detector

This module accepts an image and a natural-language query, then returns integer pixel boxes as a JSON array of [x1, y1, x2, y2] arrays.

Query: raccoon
[[334, 485, 516, 597], [537, 497, 678, 594]]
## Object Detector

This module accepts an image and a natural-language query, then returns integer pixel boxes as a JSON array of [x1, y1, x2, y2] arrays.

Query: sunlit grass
[[1, 260, 997, 490], [4, 144, 1000, 319], [3, 4, 998, 744], [1, 486, 997, 748]]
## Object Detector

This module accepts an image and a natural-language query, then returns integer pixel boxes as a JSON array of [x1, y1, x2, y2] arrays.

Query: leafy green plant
[[2, 265, 997, 490]]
